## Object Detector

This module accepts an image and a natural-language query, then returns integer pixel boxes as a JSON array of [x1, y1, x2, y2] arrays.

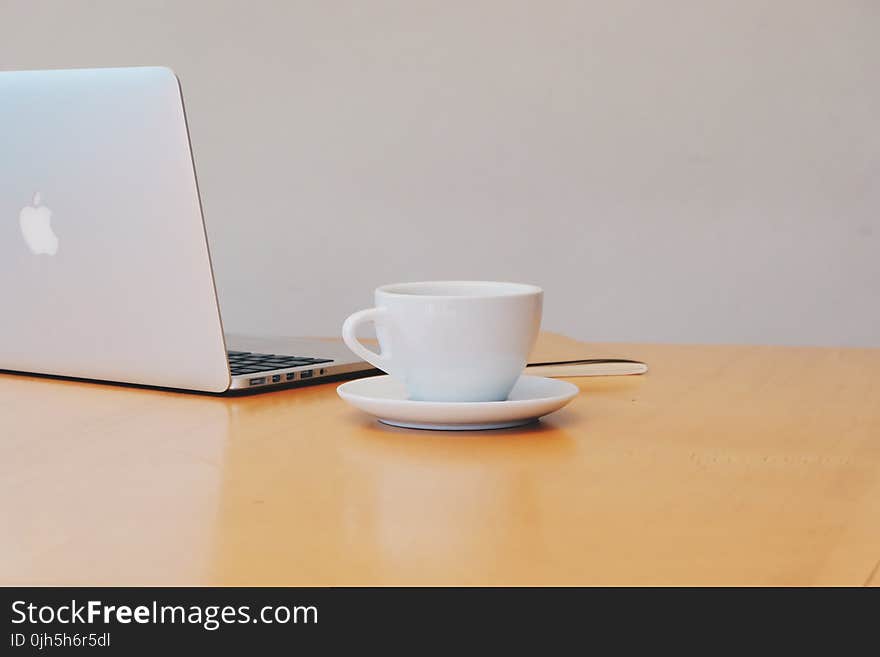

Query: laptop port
[[249, 377, 266, 386], [319, 368, 326, 375], [300, 369, 313, 379], [286, 372, 296, 381], [271, 374, 281, 383]]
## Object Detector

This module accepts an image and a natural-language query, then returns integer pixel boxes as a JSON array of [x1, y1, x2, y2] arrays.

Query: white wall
[[2, 0, 878, 346]]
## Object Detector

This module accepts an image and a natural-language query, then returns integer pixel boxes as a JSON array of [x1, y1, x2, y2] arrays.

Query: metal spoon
[[526, 358, 648, 377]]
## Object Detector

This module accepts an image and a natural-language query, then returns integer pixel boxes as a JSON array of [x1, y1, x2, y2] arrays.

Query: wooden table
[[2, 333, 879, 586]]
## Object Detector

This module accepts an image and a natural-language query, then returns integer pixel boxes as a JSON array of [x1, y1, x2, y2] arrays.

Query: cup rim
[[376, 280, 543, 299]]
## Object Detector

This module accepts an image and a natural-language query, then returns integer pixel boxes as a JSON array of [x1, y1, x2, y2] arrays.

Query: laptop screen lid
[[0, 67, 230, 392]]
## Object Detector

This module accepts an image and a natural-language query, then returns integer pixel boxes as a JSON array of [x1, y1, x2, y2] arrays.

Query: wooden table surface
[[2, 332, 879, 586]]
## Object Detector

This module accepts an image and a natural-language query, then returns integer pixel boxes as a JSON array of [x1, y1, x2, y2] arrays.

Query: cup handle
[[342, 307, 394, 374]]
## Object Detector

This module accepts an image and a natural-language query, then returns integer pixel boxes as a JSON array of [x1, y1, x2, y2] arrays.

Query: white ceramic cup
[[342, 281, 543, 402]]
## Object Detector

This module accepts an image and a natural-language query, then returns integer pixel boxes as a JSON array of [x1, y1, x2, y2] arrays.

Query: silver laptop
[[0, 66, 373, 393]]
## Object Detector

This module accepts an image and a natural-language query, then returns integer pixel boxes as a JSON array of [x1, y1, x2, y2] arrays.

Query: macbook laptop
[[0, 66, 373, 393]]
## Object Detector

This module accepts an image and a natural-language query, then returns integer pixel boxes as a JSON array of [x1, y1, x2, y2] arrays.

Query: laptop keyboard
[[227, 351, 333, 376]]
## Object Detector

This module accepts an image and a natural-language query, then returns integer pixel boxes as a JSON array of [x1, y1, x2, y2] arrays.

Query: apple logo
[[19, 192, 59, 255]]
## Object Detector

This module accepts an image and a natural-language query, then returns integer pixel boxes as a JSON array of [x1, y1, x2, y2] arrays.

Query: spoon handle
[[526, 358, 648, 377]]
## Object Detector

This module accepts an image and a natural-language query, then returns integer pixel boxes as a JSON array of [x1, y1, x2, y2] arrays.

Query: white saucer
[[337, 375, 579, 431]]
